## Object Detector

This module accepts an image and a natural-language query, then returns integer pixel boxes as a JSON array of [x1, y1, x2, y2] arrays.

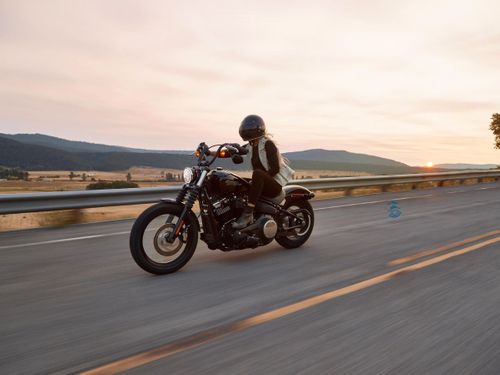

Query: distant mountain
[[287, 159, 418, 174], [0, 137, 91, 170], [0, 135, 247, 171], [0, 133, 191, 154], [0, 133, 421, 174], [436, 163, 499, 170], [284, 149, 408, 168]]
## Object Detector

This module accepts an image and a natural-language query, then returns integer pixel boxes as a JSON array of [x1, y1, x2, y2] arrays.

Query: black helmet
[[239, 115, 266, 141]]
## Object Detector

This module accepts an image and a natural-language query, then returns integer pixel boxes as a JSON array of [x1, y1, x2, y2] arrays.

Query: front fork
[[166, 170, 207, 242]]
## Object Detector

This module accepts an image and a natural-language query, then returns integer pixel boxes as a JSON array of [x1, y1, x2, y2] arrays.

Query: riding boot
[[232, 205, 254, 229]]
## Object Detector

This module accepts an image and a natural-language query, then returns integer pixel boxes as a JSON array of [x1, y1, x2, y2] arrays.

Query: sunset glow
[[0, 1, 499, 165], [426, 161, 434, 168]]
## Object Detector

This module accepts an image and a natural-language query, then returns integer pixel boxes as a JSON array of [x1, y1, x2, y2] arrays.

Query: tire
[[130, 202, 198, 275], [276, 200, 314, 249]]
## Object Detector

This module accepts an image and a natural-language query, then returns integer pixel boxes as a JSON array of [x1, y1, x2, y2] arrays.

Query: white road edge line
[[0, 231, 131, 250], [314, 194, 433, 211]]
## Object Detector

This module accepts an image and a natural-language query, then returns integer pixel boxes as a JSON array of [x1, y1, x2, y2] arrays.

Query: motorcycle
[[130, 142, 315, 274]]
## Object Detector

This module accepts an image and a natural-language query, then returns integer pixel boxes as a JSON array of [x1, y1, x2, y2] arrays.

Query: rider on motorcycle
[[232, 115, 295, 229]]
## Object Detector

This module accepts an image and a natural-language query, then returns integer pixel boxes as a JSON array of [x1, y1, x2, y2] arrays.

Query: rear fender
[[283, 185, 315, 203]]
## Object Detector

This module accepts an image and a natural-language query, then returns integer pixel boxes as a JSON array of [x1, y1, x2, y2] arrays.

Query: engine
[[241, 215, 278, 240], [221, 214, 277, 250], [212, 196, 245, 224], [205, 170, 278, 251]]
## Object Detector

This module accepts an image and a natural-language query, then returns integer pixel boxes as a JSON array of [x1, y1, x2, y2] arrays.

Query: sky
[[0, 0, 499, 165]]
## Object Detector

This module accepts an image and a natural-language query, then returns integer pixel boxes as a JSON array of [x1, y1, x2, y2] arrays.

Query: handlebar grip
[[234, 143, 249, 155], [226, 145, 239, 154]]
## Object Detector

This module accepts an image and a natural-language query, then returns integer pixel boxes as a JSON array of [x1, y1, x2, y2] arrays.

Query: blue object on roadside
[[388, 200, 401, 218]]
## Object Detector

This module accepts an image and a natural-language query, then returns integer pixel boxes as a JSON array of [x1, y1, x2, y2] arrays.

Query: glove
[[229, 143, 249, 155]]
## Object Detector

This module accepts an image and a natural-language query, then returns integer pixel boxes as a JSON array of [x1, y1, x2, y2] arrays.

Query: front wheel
[[276, 200, 314, 249], [130, 202, 198, 275]]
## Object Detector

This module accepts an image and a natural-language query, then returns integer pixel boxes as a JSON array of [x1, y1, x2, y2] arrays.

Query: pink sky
[[0, 0, 499, 165]]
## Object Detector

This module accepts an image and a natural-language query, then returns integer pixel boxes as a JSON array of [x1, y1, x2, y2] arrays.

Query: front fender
[[283, 185, 315, 202]]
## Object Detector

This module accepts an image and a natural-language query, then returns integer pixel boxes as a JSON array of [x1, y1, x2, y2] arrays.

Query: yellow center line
[[388, 229, 500, 266], [81, 235, 500, 375]]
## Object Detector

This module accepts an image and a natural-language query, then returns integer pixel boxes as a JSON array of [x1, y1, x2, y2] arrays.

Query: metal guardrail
[[296, 170, 500, 190], [0, 170, 498, 215]]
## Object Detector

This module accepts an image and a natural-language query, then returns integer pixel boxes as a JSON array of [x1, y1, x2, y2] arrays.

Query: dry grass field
[[0, 168, 184, 194], [0, 168, 369, 194]]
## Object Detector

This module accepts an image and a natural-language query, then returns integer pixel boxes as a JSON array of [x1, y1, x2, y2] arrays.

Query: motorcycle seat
[[261, 189, 285, 204]]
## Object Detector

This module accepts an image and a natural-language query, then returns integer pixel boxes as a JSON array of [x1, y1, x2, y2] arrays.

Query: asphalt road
[[1, 182, 499, 374]]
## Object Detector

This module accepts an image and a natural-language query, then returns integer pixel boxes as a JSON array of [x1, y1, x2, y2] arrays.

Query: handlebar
[[195, 142, 247, 167]]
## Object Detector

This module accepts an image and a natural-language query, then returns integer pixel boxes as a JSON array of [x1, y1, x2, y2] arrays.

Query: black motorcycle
[[130, 142, 315, 274]]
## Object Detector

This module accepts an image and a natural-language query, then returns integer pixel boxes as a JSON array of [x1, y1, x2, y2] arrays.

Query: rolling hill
[[0, 136, 248, 171], [0, 133, 191, 154], [283, 149, 408, 167], [0, 133, 421, 174], [0, 137, 91, 170]]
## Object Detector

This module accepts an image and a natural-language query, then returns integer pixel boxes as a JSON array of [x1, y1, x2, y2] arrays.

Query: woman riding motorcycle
[[232, 115, 295, 229]]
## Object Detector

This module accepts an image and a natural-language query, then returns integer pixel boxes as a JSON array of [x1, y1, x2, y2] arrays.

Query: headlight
[[183, 167, 194, 183]]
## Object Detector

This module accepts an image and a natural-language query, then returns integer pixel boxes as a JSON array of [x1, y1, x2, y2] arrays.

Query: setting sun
[[426, 161, 434, 168]]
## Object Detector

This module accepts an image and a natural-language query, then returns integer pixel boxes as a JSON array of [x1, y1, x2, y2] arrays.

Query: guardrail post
[[344, 187, 354, 196], [381, 184, 391, 192]]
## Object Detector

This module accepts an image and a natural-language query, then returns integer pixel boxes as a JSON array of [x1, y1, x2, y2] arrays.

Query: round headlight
[[183, 167, 194, 183]]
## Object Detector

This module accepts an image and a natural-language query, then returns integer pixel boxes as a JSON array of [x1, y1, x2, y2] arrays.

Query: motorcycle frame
[[168, 143, 312, 247]]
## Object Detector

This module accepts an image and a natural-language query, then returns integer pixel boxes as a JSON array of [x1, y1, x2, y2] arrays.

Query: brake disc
[[153, 224, 183, 256]]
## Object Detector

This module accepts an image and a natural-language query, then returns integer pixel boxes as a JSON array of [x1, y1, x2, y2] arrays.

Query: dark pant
[[248, 169, 282, 205]]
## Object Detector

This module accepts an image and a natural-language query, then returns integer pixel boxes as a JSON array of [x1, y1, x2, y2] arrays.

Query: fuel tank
[[206, 170, 249, 196]]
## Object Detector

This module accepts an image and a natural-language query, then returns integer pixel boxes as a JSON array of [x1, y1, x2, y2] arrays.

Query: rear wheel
[[130, 202, 198, 275], [276, 200, 314, 249]]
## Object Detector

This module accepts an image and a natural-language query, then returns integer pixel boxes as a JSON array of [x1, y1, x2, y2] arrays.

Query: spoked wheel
[[276, 200, 314, 249], [130, 202, 198, 275]]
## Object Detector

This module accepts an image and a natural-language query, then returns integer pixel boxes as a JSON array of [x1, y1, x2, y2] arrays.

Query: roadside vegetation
[[0, 167, 29, 180]]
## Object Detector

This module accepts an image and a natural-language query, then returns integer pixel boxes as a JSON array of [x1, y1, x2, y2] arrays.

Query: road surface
[[1, 182, 499, 374]]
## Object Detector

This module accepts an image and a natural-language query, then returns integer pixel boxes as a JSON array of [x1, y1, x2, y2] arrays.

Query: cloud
[[0, 0, 499, 164]]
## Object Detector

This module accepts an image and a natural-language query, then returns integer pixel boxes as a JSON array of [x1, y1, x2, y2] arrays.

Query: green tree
[[69, 171, 75, 181], [490, 113, 500, 149], [0, 167, 26, 180], [81, 173, 87, 182], [126, 172, 132, 182]]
